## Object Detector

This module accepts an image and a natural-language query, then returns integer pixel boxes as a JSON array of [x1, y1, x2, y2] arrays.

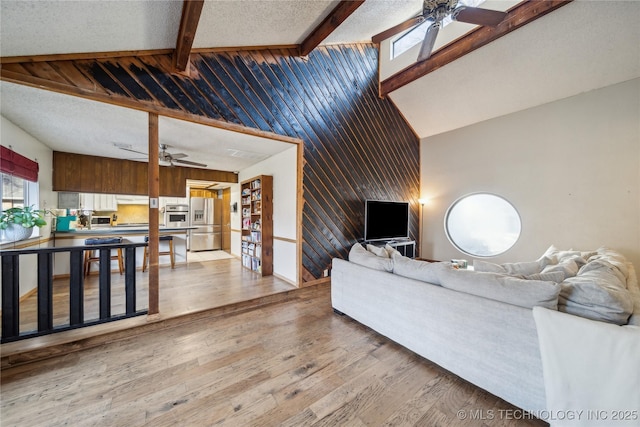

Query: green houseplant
[[0, 205, 48, 241]]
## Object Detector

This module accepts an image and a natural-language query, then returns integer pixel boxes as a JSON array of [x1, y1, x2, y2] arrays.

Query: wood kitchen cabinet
[[53, 152, 237, 197]]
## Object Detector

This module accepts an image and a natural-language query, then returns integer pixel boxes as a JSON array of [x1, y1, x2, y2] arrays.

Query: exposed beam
[[173, 0, 205, 73], [299, 0, 366, 56], [379, 0, 573, 96]]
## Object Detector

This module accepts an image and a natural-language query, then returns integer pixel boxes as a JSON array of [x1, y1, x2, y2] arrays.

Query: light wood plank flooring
[[2, 256, 297, 367], [1, 285, 548, 426]]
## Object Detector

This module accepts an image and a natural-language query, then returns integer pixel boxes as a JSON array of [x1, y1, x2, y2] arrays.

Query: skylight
[[391, 0, 486, 60]]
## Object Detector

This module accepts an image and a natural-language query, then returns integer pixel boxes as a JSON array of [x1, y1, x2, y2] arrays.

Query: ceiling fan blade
[[417, 22, 440, 62], [119, 147, 148, 156], [372, 15, 426, 44], [174, 158, 207, 168], [169, 152, 188, 159], [452, 6, 507, 27]]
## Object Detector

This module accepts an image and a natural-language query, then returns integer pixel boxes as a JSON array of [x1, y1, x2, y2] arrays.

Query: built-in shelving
[[240, 175, 273, 275]]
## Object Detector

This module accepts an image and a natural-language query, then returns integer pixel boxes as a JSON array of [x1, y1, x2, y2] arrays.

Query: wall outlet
[[323, 269, 329, 277]]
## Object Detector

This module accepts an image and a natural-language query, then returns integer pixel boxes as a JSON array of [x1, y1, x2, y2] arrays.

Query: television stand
[[366, 239, 415, 259]]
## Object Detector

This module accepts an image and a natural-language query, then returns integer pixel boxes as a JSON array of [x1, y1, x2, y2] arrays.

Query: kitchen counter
[[53, 226, 197, 235], [50, 227, 195, 275]]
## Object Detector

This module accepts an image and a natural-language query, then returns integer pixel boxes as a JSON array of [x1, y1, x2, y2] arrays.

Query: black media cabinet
[[366, 240, 416, 259]]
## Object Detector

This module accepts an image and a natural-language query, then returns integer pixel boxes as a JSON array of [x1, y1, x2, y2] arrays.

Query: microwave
[[90, 216, 112, 228]]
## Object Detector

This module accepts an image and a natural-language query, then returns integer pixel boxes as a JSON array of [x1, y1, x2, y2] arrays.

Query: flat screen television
[[364, 200, 410, 242]]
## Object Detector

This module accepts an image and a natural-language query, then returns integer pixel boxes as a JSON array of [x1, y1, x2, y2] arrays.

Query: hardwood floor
[[1, 284, 548, 426], [1, 257, 297, 368]]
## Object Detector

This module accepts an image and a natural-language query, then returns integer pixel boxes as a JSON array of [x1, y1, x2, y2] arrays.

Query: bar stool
[[143, 235, 175, 272], [84, 237, 124, 277]]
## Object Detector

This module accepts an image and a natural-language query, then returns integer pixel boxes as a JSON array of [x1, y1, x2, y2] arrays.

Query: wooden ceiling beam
[[379, 0, 573, 97], [299, 0, 366, 56], [173, 0, 205, 73]]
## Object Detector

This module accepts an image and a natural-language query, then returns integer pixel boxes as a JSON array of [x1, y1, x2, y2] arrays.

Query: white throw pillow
[[349, 243, 393, 272], [366, 244, 389, 258]]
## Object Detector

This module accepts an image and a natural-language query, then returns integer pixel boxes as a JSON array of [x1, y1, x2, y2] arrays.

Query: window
[[2, 173, 26, 210], [392, 0, 487, 60], [444, 193, 521, 257], [1, 173, 41, 239]]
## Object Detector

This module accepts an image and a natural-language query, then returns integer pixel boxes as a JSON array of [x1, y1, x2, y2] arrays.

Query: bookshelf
[[240, 175, 273, 275]]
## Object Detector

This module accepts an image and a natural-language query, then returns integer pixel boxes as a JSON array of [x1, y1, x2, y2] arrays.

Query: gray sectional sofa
[[331, 244, 640, 417]]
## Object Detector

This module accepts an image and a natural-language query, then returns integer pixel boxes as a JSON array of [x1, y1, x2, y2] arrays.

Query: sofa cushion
[[349, 243, 393, 272], [522, 271, 566, 282], [439, 268, 561, 309], [392, 253, 446, 285], [366, 244, 389, 258], [473, 256, 555, 276], [559, 258, 633, 325]]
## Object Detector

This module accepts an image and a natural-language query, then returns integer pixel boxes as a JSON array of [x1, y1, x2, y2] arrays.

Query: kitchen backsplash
[[105, 205, 151, 224]]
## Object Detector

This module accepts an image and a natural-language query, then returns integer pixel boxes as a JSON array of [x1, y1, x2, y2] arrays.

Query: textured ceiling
[[0, 82, 293, 172]]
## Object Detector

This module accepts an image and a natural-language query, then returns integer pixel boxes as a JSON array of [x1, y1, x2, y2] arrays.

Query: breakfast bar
[[51, 226, 196, 276]]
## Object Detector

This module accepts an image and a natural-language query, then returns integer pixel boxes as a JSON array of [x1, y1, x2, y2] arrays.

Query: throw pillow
[[438, 268, 561, 309], [349, 243, 393, 272], [542, 258, 580, 280], [385, 244, 401, 257], [366, 244, 389, 258], [559, 257, 634, 325], [392, 253, 446, 285]]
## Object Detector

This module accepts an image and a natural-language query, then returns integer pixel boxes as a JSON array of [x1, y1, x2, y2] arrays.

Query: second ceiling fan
[[373, 0, 508, 62]]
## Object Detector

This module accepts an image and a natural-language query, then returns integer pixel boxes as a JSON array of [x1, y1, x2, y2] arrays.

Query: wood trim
[[173, 0, 205, 73], [148, 113, 160, 315], [274, 236, 297, 245], [299, 0, 366, 56], [296, 139, 305, 287], [0, 68, 301, 146], [0, 49, 175, 64], [379, 0, 573, 96], [0, 45, 305, 65], [0, 236, 52, 251]]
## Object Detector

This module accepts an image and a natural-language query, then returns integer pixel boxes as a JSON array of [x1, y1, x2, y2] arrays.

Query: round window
[[444, 193, 521, 257]]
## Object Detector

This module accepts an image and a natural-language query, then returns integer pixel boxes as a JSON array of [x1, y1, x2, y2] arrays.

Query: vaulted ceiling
[[1, 0, 639, 161]]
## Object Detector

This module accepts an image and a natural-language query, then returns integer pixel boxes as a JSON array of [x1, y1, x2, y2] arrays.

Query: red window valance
[[0, 145, 39, 182]]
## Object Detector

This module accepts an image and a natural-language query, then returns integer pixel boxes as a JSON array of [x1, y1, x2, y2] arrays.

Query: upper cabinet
[[53, 152, 237, 197], [79, 193, 118, 211]]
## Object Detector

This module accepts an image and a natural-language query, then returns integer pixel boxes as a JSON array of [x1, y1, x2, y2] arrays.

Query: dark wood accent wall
[[52, 152, 237, 197], [4, 45, 419, 281]]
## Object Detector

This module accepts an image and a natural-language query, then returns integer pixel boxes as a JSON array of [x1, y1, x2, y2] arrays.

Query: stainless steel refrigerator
[[189, 197, 222, 251]]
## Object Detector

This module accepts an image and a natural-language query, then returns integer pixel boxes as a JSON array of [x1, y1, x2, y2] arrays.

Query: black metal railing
[[1, 242, 148, 343]]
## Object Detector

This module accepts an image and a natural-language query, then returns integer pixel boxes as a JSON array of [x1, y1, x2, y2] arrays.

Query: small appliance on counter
[[90, 216, 112, 229], [55, 216, 77, 231]]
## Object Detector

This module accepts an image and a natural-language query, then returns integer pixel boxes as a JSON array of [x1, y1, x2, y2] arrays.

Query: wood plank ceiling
[[2, 45, 419, 282]]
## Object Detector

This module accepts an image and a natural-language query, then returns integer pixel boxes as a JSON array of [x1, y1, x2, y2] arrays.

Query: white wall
[[420, 78, 640, 270], [1, 115, 56, 297], [231, 145, 299, 284]]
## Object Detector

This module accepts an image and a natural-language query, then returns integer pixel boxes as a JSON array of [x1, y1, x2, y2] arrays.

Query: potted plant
[[0, 205, 48, 242]]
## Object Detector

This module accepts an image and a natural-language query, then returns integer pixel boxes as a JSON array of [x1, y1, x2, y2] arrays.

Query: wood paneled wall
[[52, 152, 237, 197], [3, 45, 419, 281]]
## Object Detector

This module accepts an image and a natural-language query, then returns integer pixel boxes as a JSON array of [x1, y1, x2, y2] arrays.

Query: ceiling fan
[[373, 0, 508, 62], [120, 144, 207, 168]]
